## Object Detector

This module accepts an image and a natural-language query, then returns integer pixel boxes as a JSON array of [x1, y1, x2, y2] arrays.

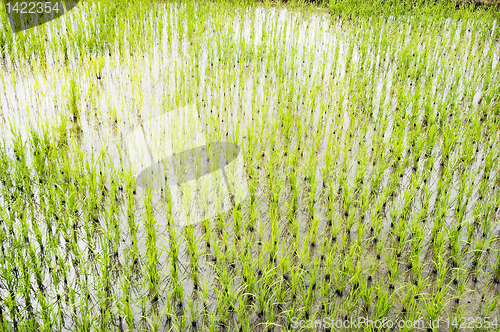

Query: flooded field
[[0, 0, 499, 331]]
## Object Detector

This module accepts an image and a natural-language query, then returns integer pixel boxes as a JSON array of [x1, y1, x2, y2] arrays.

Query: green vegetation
[[0, 0, 499, 331]]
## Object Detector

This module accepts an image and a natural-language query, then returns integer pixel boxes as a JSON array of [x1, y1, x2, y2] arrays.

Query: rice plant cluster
[[0, 0, 499, 331]]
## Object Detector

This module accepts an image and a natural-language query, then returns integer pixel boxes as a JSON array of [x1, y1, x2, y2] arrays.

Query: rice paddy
[[0, 0, 500, 331]]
